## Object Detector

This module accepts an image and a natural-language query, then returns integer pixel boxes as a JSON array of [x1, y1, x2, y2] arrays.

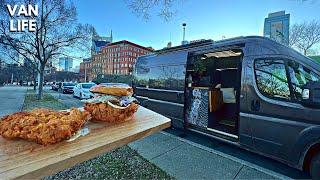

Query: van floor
[[219, 119, 236, 127], [210, 123, 237, 135]]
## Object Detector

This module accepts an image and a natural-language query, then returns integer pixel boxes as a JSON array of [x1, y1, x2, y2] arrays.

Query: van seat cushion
[[220, 88, 236, 103]]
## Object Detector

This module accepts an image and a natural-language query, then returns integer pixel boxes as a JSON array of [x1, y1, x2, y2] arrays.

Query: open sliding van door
[[184, 48, 247, 143]]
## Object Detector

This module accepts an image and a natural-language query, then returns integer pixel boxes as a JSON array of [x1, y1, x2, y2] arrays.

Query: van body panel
[[246, 52, 320, 165], [294, 127, 320, 168], [238, 54, 254, 148], [133, 36, 320, 170], [135, 87, 184, 104]]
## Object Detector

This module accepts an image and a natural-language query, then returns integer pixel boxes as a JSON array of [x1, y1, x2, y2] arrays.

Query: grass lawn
[[23, 89, 68, 111], [23, 89, 173, 180]]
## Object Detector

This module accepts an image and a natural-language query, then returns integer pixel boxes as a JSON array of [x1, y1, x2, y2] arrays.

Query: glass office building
[[264, 11, 290, 45]]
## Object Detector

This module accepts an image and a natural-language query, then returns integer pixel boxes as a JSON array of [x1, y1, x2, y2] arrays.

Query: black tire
[[79, 93, 82, 100], [310, 151, 320, 180]]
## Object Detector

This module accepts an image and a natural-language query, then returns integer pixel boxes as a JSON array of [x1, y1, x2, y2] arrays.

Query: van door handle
[[251, 100, 260, 111]]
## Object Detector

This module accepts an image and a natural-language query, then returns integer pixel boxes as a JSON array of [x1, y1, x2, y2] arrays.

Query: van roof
[[136, 36, 320, 70]]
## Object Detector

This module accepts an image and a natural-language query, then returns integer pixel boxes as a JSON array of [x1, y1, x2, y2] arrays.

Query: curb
[[160, 131, 292, 180], [20, 87, 29, 111]]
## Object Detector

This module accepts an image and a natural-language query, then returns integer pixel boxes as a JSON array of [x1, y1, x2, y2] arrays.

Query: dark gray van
[[133, 36, 320, 179]]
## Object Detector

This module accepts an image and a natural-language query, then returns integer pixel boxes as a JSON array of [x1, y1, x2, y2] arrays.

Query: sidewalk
[[129, 132, 288, 180], [0, 86, 27, 117]]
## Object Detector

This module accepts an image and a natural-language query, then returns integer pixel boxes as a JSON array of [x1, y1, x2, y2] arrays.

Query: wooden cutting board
[[0, 106, 171, 179]]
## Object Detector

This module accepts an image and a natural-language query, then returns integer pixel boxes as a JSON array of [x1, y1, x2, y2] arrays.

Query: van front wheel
[[310, 151, 320, 180]]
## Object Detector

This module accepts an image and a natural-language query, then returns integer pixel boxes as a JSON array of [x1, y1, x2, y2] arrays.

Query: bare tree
[[0, 0, 92, 99], [125, 0, 177, 21], [0, 44, 38, 89], [289, 20, 320, 55]]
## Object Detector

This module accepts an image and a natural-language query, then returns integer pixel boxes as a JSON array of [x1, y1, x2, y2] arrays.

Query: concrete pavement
[[0, 86, 27, 117], [129, 132, 281, 179]]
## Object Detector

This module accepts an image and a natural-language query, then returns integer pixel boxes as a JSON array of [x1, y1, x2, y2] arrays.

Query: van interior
[[186, 49, 242, 138]]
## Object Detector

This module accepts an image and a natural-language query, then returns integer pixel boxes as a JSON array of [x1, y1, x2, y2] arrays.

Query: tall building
[[18, 54, 25, 66], [65, 58, 73, 71], [91, 30, 113, 55], [79, 58, 92, 82], [264, 11, 290, 45], [80, 40, 153, 81], [58, 57, 73, 71]]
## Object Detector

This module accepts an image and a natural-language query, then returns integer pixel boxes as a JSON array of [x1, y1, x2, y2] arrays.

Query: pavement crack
[[233, 164, 244, 180], [150, 143, 183, 160]]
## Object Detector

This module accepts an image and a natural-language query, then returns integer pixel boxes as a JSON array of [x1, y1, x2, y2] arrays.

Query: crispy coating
[[84, 102, 138, 122], [0, 108, 90, 145], [90, 84, 133, 96]]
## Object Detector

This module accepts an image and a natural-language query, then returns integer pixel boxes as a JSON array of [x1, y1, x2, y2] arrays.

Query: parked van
[[133, 36, 320, 179]]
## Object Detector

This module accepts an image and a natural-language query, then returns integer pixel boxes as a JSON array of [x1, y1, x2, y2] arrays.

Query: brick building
[[80, 40, 153, 81]]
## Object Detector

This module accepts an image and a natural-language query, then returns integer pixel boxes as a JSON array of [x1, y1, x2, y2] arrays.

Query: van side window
[[135, 64, 186, 91], [287, 60, 320, 101], [148, 65, 185, 91], [254, 59, 291, 101]]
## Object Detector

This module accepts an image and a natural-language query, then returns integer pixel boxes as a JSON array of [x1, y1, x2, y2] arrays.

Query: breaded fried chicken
[[0, 108, 90, 145], [84, 102, 138, 122]]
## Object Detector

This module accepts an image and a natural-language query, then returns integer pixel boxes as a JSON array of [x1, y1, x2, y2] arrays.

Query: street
[[45, 87, 84, 108], [0, 86, 27, 118], [43, 87, 310, 179]]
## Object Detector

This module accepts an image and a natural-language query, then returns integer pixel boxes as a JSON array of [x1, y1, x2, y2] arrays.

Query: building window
[[254, 59, 291, 101]]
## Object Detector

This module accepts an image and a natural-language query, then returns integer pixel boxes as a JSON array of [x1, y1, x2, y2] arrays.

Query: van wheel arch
[[303, 142, 320, 172]]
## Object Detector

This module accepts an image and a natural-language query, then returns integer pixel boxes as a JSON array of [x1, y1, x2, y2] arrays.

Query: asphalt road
[[45, 88, 310, 179], [0, 86, 27, 118], [45, 88, 84, 108]]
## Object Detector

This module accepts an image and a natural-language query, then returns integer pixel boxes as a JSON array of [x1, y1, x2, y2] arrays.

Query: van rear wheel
[[310, 151, 320, 180]]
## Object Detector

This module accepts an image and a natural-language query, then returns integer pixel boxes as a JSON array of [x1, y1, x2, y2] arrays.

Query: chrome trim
[[189, 128, 240, 145], [136, 87, 184, 93], [207, 128, 239, 139]]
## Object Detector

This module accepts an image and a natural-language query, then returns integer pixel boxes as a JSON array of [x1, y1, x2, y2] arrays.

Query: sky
[[74, 0, 320, 50]]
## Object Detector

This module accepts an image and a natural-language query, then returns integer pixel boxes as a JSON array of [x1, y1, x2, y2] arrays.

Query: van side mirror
[[301, 81, 320, 108]]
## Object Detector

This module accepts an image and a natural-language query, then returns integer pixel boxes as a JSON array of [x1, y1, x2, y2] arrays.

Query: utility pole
[[84, 64, 87, 82], [182, 23, 186, 42]]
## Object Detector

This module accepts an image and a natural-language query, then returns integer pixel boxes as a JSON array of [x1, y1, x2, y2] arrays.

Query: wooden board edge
[[13, 120, 171, 180]]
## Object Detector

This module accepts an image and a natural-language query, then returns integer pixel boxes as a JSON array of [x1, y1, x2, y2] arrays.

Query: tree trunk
[[33, 77, 37, 91], [37, 65, 45, 100], [33, 69, 36, 91]]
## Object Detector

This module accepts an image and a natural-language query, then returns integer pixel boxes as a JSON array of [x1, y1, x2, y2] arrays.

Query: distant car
[[73, 83, 96, 99], [61, 82, 76, 94], [51, 82, 59, 91]]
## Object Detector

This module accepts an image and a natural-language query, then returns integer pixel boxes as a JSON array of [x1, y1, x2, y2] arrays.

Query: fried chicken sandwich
[[83, 83, 139, 122]]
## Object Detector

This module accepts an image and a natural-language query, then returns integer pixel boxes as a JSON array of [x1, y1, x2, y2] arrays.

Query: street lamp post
[[84, 64, 87, 82]]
